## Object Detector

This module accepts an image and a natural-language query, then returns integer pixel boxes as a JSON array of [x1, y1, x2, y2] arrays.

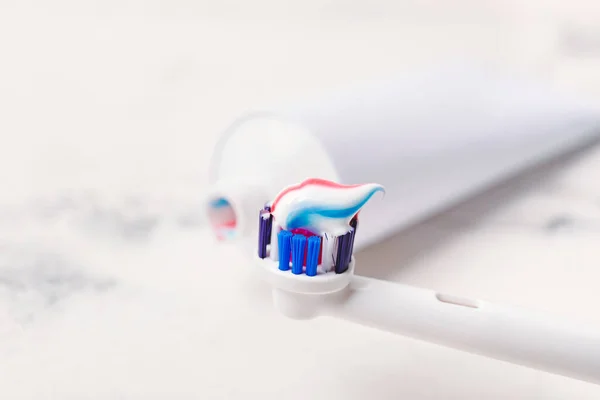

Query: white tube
[[327, 276, 600, 385], [208, 65, 600, 249]]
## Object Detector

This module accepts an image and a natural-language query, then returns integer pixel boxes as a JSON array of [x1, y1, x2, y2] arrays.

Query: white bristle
[[321, 233, 337, 273], [270, 221, 280, 261]]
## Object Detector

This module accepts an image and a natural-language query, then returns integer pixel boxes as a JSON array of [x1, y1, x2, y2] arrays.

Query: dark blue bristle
[[335, 231, 352, 274], [344, 229, 355, 267], [291, 234, 307, 275], [264, 205, 272, 245], [348, 218, 358, 263], [334, 218, 359, 273], [334, 233, 346, 273], [306, 236, 321, 277], [258, 209, 271, 259], [278, 231, 292, 271]]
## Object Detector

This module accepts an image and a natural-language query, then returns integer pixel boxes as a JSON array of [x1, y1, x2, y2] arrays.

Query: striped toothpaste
[[270, 178, 385, 237]]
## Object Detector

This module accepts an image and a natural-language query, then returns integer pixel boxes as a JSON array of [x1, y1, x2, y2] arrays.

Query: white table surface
[[2, 2, 600, 398]]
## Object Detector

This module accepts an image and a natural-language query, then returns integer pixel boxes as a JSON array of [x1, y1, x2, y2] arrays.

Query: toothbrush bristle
[[348, 217, 358, 262], [321, 233, 336, 273], [258, 207, 272, 259], [278, 231, 292, 271], [291, 235, 307, 275], [261, 179, 382, 276], [264, 206, 272, 247], [306, 236, 321, 276], [290, 228, 322, 264], [335, 229, 354, 274], [270, 222, 280, 262]]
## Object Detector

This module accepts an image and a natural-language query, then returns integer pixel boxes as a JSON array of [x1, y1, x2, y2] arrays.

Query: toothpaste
[[270, 178, 384, 237]]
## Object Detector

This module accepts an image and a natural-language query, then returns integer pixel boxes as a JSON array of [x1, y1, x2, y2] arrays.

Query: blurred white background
[[2, 1, 600, 398], [2, 0, 600, 201]]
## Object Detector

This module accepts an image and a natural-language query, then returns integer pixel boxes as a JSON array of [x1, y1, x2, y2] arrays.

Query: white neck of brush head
[[330, 277, 600, 385], [259, 256, 600, 385], [258, 256, 355, 320]]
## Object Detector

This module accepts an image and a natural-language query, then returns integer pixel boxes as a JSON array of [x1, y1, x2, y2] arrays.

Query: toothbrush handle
[[331, 276, 600, 385]]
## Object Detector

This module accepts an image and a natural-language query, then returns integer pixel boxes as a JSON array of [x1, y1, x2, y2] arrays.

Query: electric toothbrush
[[254, 177, 600, 385]]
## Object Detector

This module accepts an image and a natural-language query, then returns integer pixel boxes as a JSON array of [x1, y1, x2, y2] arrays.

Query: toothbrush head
[[256, 178, 384, 295]]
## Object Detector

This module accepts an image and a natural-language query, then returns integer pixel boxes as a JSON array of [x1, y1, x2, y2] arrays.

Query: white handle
[[329, 276, 600, 385]]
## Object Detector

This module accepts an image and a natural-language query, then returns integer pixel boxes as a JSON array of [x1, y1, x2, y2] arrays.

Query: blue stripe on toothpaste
[[285, 186, 384, 231]]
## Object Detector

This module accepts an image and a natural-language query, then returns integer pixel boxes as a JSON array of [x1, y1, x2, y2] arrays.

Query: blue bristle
[[265, 217, 272, 246], [347, 228, 356, 266], [291, 234, 307, 275], [278, 231, 292, 271], [306, 236, 321, 277], [348, 218, 358, 257], [258, 209, 270, 259], [335, 231, 351, 274]]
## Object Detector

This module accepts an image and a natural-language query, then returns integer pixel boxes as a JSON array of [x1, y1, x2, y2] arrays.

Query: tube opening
[[207, 196, 238, 240]]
